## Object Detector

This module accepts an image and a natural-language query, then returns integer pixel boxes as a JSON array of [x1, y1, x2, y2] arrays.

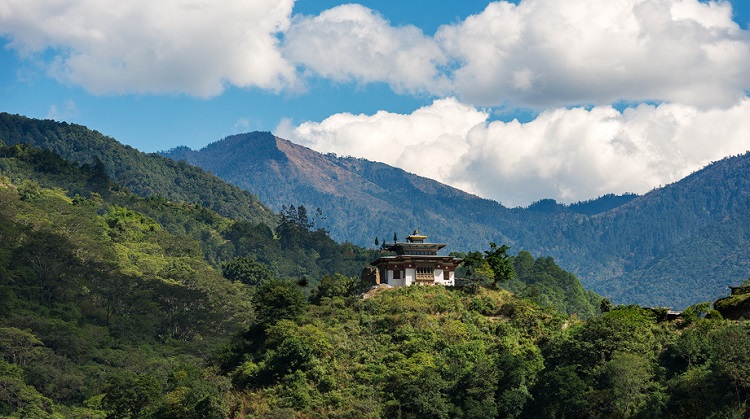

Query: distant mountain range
[[1, 113, 747, 308], [163, 132, 750, 309]]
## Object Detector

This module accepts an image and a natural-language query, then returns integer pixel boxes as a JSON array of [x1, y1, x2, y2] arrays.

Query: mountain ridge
[[163, 131, 750, 309], [1, 113, 747, 308], [165, 132, 514, 251]]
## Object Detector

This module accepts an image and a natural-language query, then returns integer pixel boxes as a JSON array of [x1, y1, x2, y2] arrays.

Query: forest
[[1, 137, 750, 418]]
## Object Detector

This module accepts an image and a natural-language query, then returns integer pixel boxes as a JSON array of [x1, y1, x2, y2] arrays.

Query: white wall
[[405, 268, 415, 286], [446, 271, 455, 286], [388, 270, 406, 287], [434, 269, 444, 284]]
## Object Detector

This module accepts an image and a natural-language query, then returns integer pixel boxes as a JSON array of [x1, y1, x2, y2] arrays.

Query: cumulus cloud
[[282, 0, 750, 109], [283, 0, 750, 108], [0, 0, 297, 96], [276, 98, 488, 186], [278, 98, 750, 207], [436, 0, 750, 108], [283, 4, 448, 93], [3, 0, 748, 106]]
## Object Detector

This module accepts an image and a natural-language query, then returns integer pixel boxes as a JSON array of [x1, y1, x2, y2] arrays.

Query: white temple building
[[370, 230, 463, 287]]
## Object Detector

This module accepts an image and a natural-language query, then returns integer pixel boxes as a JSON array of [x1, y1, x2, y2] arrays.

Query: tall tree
[[485, 242, 515, 285]]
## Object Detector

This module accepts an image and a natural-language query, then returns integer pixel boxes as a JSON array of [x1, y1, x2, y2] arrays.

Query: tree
[[0, 328, 43, 367], [309, 273, 359, 304], [101, 371, 162, 419], [463, 251, 485, 280], [252, 279, 307, 327], [484, 242, 515, 285], [530, 365, 588, 418], [591, 352, 656, 418], [221, 256, 275, 286], [277, 205, 316, 249]]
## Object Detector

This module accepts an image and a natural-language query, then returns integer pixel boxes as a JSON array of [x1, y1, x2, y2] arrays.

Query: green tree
[[0, 327, 43, 367], [530, 365, 588, 418], [252, 279, 307, 327], [221, 256, 275, 286], [591, 352, 656, 418], [101, 372, 162, 419], [484, 242, 515, 286], [309, 273, 359, 304]]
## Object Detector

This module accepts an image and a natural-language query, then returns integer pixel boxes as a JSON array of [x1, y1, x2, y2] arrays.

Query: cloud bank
[[0, 0, 297, 96], [285, 0, 750, 108], [2, 0, 749, 106], [278, 97, 750, 207], [436, 0, 750, 108]]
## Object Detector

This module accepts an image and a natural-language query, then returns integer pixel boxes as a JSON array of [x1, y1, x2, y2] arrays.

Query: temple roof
[[406, 229, 428, 243]]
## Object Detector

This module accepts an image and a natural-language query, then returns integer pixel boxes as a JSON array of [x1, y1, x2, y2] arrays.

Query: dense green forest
[[2, 122, 750, 417]]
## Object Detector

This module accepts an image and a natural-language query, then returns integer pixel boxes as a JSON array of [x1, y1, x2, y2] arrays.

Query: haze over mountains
[[164, 131, 750, 309]]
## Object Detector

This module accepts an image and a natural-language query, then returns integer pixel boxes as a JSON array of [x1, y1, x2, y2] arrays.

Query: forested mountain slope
[[0, 150, 253, 417], [1, 119, 750, 417], [164, 132, 520, 251], [0, 112, 273, 225], [165, 132, 750, 309], [4, 113, 750, 308]]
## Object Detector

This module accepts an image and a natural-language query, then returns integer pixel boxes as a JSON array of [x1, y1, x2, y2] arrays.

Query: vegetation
[[456, 248, 603, 319], [0, 112, 273, 225], [0, 169, 247, 417], [0, 141, 383, 282], [2, 117, 750, 417]]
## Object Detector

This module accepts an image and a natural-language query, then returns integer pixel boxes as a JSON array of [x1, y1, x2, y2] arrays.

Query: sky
[[1, 0, 750, 207]]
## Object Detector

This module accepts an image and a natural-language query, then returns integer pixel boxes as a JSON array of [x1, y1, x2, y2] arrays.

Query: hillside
[[0, 112, 274, 226], [0, 153, 253, 417], [0, 123, 749, 418], [164, 132, 750, 309]]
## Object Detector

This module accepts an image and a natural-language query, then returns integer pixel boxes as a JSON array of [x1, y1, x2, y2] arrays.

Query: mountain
[[0, 112, 273, 226], [1, 118, 748, 417], [164, 133, 750, 309], [164, 132, 523, 251], [2, 113, 748, 308]]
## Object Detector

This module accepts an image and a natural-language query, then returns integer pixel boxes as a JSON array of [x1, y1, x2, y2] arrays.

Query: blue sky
[[2, 0, 750, 206]]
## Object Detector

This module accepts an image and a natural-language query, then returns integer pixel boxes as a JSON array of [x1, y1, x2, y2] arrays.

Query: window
[[416, 266, 433, 281]]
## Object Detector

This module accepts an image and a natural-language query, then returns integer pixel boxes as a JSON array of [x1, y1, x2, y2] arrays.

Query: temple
[[369, 230, 463, 287]]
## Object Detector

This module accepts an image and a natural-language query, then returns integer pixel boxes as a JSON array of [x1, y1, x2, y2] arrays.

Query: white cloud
[[280, 0, 750, 109], [2, 0, 748, 107], [436, 0, 750, 108], [283, 4, 447, 93], [279, 97, 750, 207], [276, 98, 488, 185], [0, 0, 297, 96]]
